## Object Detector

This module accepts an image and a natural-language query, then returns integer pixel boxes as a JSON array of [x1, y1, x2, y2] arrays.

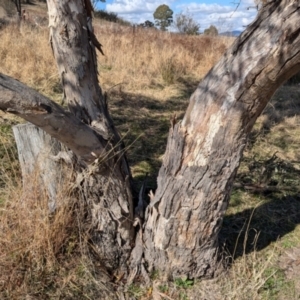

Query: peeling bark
[[1, 0, 135, 274], [45, 0, 135, 273], [47, 0, 110, 136], [0, 0, 300, 282], [0, 74, 107, 163], [143, 0, 300, 279]]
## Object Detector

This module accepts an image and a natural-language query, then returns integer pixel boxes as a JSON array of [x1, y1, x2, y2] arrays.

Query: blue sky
[[96, 0, 258, 32]]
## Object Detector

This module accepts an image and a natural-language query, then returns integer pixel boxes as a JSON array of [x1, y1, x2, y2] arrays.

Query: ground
[[0, 1, 300, 299]]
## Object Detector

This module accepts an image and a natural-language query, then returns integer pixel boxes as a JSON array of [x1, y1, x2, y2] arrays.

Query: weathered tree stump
[[13, 123, 67, 211]]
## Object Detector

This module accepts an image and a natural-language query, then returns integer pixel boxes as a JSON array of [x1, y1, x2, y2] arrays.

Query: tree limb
[[0, 73, 106, 164]]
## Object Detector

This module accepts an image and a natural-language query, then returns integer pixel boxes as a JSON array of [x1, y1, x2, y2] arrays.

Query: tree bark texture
[[13, 123, 67, 212], [143, 0, 300, 279], [1, 0, 300, 282], [0, 74, 107, 162], [46, 0, 135, 274], [47, 0, 108, 135], [0, 72, 134, 272], [1, 0, 135, 274]]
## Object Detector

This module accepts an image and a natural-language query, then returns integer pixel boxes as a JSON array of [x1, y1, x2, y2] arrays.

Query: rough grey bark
[[0, 74, 107, 163], [143, 0, 300, 279], [0, 72, 134, 273], [1, 0, 135, 275], [47, 0, 108, 136], [0, 0, 300, 282], [46, 0, 135, 274]]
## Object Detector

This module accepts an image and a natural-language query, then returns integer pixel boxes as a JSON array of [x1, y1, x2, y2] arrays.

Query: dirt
[[278, 246, 300, 296]]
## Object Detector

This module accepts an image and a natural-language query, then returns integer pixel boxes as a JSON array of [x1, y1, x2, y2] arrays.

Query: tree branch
[[0, 73, 106, 164]]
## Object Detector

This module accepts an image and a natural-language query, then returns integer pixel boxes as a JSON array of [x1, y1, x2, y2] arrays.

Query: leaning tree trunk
[[143, 0, 300, 279], [1, 0, 300, 284], [0, 71, 134, 274]]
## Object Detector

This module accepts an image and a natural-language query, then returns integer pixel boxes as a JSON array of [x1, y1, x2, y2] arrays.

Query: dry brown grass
[[1, 7, 300, 299], [0, 24, 59, 98], [95, 23, 232, 93], [0, 169, 116, 299], [0, 19, 233, 100], [0, 171, 73, 297]]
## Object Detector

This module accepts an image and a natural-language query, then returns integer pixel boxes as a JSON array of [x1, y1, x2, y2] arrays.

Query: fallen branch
[[0, 73, 106, 164]]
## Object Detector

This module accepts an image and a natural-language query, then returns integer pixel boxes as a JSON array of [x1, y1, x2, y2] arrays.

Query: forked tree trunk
[[0, 0, 300, 283], [143, 0, 300, 279]]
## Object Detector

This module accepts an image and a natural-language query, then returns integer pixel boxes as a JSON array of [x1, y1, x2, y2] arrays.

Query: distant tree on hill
[[153, 4, 173, 31], [174, 12, 200, 35], [139, 20, 155, 28], [94, 9, 118, 22], [203, 25, 218, 36]]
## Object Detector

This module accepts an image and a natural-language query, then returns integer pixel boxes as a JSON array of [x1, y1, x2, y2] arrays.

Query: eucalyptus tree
[[153, 4, 173, 31], [174, 12, 200, 35], [0, 0, 300, 282]]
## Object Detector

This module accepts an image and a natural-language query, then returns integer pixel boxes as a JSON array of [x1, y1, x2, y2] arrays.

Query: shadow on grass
[[220, 190, 300, 260], [220, 85, 300, 260], [108, 80, 300, 261], [107, 80, 197, 189], [248, 85, 300, 149]]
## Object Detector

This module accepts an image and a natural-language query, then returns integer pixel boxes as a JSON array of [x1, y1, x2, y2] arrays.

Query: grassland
[[0, 2, 300, 299]]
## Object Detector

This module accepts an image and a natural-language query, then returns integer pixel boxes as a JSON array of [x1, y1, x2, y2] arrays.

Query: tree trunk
[[0, 72, 135, 273], [1, 0, 300, 283], [143, 0, 300, 279], [46, 0, 136, 274], [13, 0, 21, 20]]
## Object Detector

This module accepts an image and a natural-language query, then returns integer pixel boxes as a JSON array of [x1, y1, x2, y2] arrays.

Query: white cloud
[[177, 3, 233, 14], [106, 0, 174, 15], [178, 1, 258, 32], [106, 0, 176, 24], [104, 0, 258, 31]]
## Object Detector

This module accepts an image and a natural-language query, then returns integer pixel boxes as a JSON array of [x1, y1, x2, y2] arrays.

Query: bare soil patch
[[279, 246, 300, 296]]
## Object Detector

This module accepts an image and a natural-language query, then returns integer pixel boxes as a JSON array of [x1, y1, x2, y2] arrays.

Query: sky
[[96, 0, 259, 32]]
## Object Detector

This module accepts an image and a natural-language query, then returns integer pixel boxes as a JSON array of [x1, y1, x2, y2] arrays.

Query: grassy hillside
[[0, 3, 300, 299]]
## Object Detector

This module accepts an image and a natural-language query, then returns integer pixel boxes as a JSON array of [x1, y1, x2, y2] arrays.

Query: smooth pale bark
[[143, 0, 300, 279], [13, 124, 67, 212]]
